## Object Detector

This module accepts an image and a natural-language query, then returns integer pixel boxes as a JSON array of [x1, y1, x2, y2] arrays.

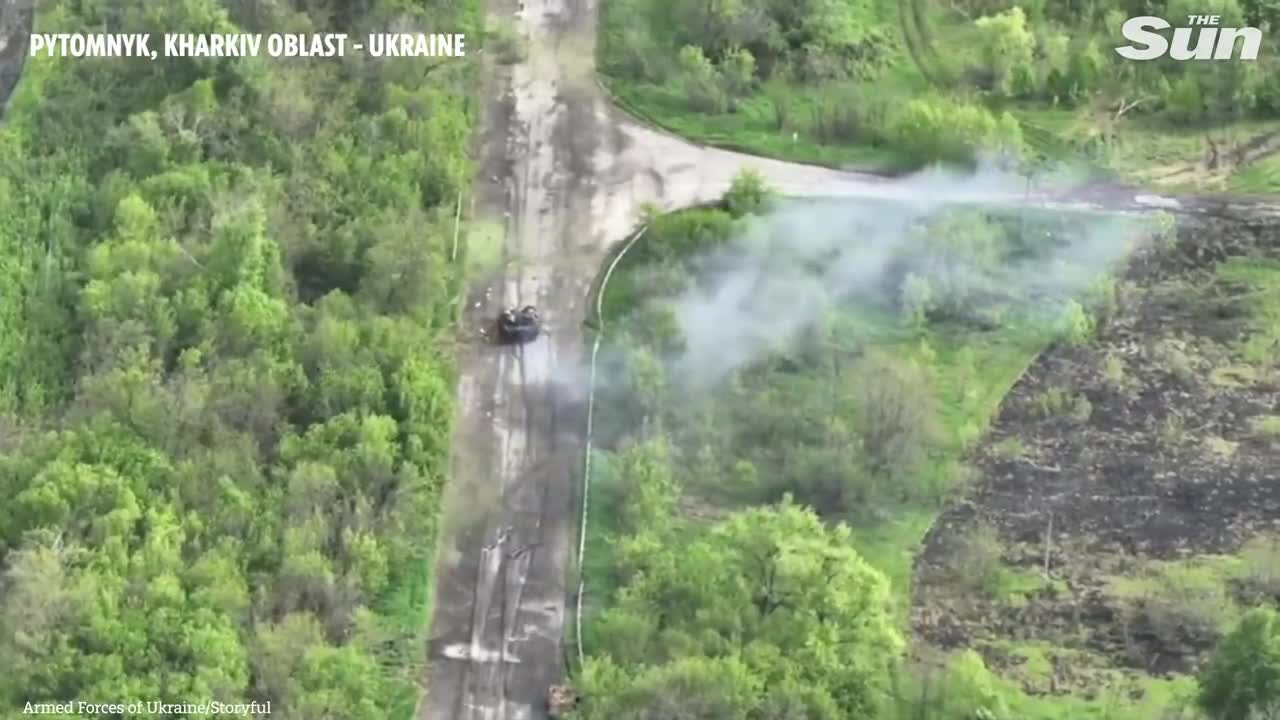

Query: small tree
[[974, 7, 1035, 97], [1198, 607, 1280, 720], [900, 273, 933, 332], [763, 79, 792, 131], [615, 436, 680, 535], [855, 353, 939, 481], [723, 169, 773, 217], [1058, 299, 1094, 346], [720, 46, 756, 103], [676, 45, 728, 113]]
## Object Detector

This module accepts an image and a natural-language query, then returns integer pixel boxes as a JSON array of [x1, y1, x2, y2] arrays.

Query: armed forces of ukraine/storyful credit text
[[30, 33, 466, 59]]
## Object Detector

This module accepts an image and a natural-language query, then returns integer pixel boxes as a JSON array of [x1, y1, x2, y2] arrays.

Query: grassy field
[[574, 194, 1212, 716], [599, 76, 917, 173], [913, 215, 1280, 717], [598, 0, 1280, 191], [588, 1, 1280, 711]]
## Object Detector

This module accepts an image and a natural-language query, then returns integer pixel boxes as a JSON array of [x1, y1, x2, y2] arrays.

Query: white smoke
[[647, 162, 1148, 391]]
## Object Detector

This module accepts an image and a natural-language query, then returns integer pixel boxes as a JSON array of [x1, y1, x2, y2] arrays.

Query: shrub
[[946, 522, 1004, 595], [676, 46, 728, 113], [900, 273, 933, 331], [1113, 562, 1237, 649], [722, 169, 772, 218], [888, 97, 1024, 165], [1057, 299, 1093, 345], [1102, 352, 1127, 390], [1238, 534, 1280, 600]]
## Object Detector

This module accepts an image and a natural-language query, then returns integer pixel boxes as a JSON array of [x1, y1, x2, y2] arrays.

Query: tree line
[[600, 0, 1280, 168]]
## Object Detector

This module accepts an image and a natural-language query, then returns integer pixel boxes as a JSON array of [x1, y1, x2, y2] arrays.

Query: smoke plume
[[646, 162, 1149, 391]]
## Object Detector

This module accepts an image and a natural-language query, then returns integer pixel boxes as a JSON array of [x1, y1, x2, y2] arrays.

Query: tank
[[497, 305, 540, 343]]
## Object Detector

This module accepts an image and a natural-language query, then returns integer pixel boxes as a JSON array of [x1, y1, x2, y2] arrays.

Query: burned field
[[913, 213, 1280, 695]]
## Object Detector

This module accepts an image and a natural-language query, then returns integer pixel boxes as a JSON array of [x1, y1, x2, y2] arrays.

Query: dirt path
[[417, 1, 937, 717], [0, 0, 33, 111], [417, 0, 1280, 717]]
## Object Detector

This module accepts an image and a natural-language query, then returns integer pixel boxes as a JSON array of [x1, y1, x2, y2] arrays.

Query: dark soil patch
[[912, 214, 1280, 690]]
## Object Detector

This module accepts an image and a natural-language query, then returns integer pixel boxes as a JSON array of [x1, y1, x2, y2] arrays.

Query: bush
[[900, 273, 933, 331], [676, 46, 728, 113], [1154, 338, 1198, 384], [1113, 562, 1238, 649], [855, 353, 939, 480], [1239, 534, 1280, 600], [945, 523, 1004, 595], [1057, 299, 1093, 345], [888, 97, 1024, 166], [719, 46, 756, 101], [722, 170, 772, 218]]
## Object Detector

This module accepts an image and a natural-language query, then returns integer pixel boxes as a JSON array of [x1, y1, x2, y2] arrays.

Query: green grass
[[599, 0, 1280, 192], [1229, 152, 1280, 193], [462, 218, 506, 276], [1253, 415, 1280, 437], [1012, 106, 1280, 193], [992, 642, 1199, 720], [379, 553, 438, 719], [576, 198, 1197, 716], [1217, 256, 1280, 369], [600, 78, 914, 172]]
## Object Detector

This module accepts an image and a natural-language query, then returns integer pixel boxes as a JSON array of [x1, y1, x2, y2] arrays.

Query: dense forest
[[572, 176, 1280, 719], [0, 0, 477, 716]]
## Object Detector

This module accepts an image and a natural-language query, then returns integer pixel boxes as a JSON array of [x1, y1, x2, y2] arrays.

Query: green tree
[[615, 437, 681, 535], [677, 45, 729, 113], [973, 7, 1035, 97], [720, 46, 757, 102], [1199, 607, 1280, 720], [900, 273, 933, 331], [723, 169, 773, 217], [1165, 74, 1204, 125], [576, 655, 762, 719], [603, 500, 903, 715]]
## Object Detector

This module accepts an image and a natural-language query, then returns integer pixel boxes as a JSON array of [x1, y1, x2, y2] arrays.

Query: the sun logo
[[1115, 15, 1261, 60]]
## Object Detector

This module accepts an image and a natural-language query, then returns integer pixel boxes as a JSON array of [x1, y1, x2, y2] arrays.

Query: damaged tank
[[497, 305, 540, 344]]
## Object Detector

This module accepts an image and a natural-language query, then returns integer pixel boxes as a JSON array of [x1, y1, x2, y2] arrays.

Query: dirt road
[[0, 0, 33, 111], [414, 0, 955, 718], [412, 0, 1280, 717]]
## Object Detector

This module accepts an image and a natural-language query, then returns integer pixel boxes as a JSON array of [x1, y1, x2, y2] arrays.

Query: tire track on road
[[422, 0, 1280, 714]]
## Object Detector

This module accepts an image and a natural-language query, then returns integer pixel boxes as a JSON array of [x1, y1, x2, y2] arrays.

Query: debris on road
[[547, 684, 576, 717]]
